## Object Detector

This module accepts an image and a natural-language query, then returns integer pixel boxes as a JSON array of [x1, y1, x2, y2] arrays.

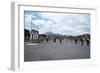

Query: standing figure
[[53, 38, 56, 43], [46, 37, 48, 42], [86, 38, 90, 46], [80, 38, 83, 46], [75, 39, 78, 44], [59, 38, 62, 44]]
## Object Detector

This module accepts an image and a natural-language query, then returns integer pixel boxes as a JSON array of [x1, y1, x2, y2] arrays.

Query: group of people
[[45, 36, 90, 46], [73, 38, 90, 46]]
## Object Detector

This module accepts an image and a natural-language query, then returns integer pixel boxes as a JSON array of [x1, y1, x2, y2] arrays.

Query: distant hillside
[[44, 32, 60, 36]]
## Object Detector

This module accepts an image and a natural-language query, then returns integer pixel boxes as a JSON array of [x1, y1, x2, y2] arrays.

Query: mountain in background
[[44, 32, 61, 36]]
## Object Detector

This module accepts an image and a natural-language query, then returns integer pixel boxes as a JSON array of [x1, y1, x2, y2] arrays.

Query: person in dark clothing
[[80, 38, 83, 46], [46, 38, 48, 42], [53, 38, 56, 43], [59, 39, 62, 44], [86, 39, 90, 46], [75, 39, 78, 44]]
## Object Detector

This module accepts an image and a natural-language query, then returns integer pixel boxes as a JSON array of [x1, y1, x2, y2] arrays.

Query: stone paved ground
[[24, 39, 90, 61]]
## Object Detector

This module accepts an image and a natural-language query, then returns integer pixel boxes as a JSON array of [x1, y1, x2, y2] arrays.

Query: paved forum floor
[[24, 39, 90, 62]]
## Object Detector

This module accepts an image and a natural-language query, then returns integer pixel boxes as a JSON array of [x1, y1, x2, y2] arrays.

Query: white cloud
[[24, 12, 90, 35], [24, 14, 32, 30]]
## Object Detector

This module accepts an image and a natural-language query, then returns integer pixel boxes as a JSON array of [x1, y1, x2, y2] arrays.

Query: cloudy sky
[[24, 11, 90, 35]]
